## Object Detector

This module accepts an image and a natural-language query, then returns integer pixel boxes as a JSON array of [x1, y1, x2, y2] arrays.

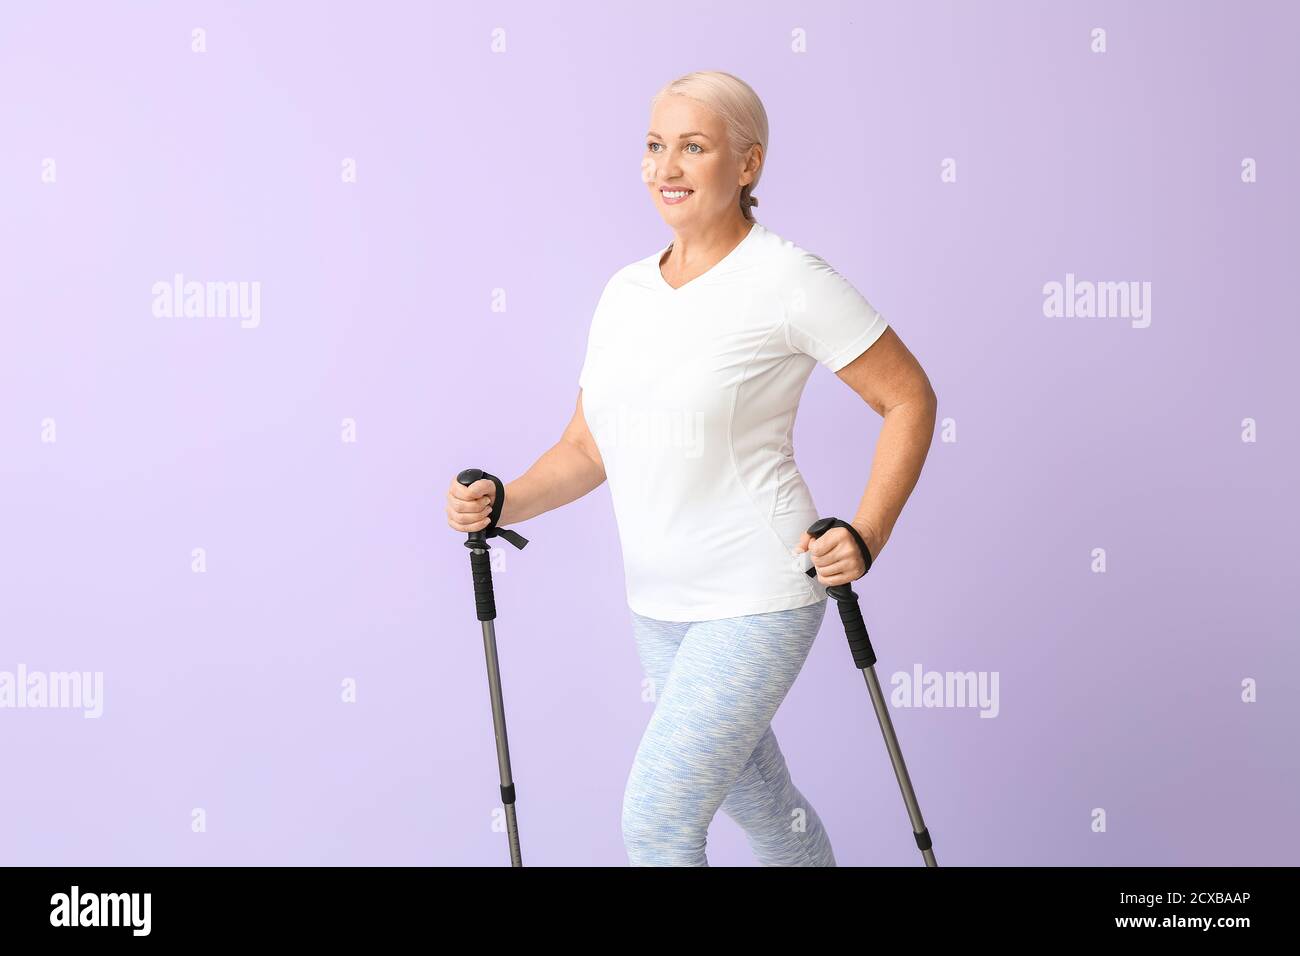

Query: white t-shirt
[[577, 221, 889, 622]]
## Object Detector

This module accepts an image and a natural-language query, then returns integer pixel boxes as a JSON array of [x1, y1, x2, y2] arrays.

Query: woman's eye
[[646, 142, 702, 153]]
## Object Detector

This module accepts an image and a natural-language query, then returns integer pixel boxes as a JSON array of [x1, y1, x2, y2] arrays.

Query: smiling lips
[[660, 187, 694, 205]]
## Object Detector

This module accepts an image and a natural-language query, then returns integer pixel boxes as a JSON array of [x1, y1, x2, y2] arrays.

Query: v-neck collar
[[655, 222, 761, 293]]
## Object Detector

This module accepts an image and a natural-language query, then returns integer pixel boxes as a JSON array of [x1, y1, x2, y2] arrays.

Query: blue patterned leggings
[[622, 597, 837, 866]]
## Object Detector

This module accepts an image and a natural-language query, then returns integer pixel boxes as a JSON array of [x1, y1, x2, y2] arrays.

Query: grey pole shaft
[[862, 665, 938, 867], [481, 618, 522, 867]]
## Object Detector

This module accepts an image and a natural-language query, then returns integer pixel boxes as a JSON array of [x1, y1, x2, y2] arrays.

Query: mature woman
[[447, 71, 937, 866]]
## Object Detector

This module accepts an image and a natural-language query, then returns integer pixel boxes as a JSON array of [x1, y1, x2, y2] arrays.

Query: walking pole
[[456, 467, 529, 867], [805, 517, 937, 867]]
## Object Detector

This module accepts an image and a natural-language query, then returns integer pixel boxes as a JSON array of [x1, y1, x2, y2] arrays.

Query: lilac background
[[1, 0, 1296, 866]]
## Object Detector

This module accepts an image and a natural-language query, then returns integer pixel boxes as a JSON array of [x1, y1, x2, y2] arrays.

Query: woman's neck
[[661, 216, 754, 273]]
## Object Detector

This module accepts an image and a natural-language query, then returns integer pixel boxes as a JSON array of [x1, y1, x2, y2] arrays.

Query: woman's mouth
[[661, 188, 694, 205]]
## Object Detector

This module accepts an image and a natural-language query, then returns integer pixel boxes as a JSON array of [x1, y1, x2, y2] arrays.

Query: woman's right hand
[[446, 474, 495, 533]]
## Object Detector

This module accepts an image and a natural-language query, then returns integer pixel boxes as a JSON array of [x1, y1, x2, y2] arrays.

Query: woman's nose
[[655, 153, 681, 180]]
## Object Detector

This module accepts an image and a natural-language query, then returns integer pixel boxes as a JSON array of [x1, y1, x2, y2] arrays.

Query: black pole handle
[[805, 517, 876, 669], [457, 468, 528, 623]]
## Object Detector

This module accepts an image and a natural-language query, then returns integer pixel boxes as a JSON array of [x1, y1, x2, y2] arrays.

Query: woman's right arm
[[445, 390, 606, 533]]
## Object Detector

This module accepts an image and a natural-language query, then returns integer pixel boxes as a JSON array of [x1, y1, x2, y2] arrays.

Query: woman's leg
[[717, 724, 837, 866], [622, 598, 834, 866], [627, 610, 691, 705]]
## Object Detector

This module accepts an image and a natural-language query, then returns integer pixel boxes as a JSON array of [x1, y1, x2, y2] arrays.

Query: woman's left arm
[[797, 326, 938, 585]]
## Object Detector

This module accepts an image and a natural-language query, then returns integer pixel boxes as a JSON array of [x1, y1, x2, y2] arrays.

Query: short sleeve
[[783, 251, 889, 372], [578, 332, 594, 390], [578, 275, 617, 389]]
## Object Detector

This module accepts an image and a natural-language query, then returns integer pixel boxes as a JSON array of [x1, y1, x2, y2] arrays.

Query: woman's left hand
[[794, 521, 882, 587]]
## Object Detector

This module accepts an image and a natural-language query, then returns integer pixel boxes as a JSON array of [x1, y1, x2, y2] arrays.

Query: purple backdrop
[[1, 0, 1296, 866]]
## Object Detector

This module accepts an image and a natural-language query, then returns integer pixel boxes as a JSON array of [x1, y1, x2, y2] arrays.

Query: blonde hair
[[651, 71, 768, 223]]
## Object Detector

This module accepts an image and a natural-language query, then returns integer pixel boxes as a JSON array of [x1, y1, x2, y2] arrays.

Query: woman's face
[[643, 94, 753, 228]]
